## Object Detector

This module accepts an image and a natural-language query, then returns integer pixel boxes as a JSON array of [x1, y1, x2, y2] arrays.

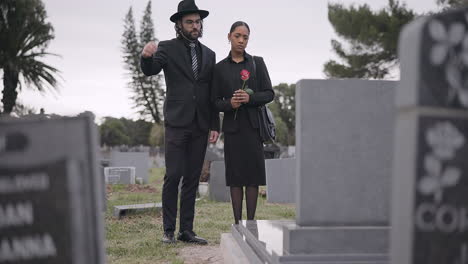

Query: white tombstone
[[104, 167, 136, 184]]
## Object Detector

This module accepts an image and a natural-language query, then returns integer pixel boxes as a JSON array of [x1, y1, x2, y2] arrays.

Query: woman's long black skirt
[[224, 108, 266, 187]]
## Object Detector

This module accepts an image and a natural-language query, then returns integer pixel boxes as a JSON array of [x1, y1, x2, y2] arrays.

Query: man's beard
[[182, 28, 202, 40]]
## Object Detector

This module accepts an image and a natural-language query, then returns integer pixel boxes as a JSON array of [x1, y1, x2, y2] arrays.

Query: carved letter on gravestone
[[0, 202, 34, 228]]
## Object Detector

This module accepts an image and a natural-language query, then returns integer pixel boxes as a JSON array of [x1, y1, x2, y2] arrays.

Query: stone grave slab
[[265, 158, 295, 203], [0, 113, 105, 264], [104, 166, 135, 184], [208, 161, 230, 202], [110, 151, 149, 183], [223, 79, 396, 263], [391, 7, 468, 264], [113, 202, 162, 219]]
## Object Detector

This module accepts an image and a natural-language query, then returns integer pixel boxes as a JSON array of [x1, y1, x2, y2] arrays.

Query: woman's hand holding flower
[[234, 89, 250, 103], [230, 95, 242, 109]]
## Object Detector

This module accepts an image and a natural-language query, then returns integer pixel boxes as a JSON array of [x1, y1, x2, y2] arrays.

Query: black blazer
[[212, 54, 274, 133], [140, 38, 220, 132]]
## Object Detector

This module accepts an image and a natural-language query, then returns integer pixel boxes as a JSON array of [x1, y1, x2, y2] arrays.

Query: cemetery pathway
[[179, 245, 223, 264]]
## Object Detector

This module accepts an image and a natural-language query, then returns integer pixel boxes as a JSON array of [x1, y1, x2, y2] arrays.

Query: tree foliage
[[437, 0, 468, 8], [149, 122, 165, 147], [269, 83, 295, 146], [99, 117, 153, 146], [122, 1, 164, 123], [324, 0, 415, 79], [12, 102, 38, 116], [100, 118, 130, 147], [0, 0, 60, 114]]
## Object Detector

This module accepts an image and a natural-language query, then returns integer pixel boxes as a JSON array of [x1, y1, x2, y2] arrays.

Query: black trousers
[[162, 119, 208, 233]]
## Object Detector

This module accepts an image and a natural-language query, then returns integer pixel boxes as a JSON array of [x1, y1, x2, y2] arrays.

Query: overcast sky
[[8, 0, 437, 121]]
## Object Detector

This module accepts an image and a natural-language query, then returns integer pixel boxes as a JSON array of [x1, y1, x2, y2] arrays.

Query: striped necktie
[[189, 43, 199, 80]]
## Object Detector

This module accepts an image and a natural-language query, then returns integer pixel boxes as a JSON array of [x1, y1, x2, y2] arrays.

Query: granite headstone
[[109, 151, 149, 183], [104, 167, 135, 184], [391, 7, 468, 264], [265, 158, 295, 204], [0, 114, 105, 264], [208, 161, 230, 202], [223, 79, 396, 264]]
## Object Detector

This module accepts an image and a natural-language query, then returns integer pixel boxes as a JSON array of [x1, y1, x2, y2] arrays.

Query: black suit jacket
[[212, 54, 274, 133], [140, 38, 220, 132]]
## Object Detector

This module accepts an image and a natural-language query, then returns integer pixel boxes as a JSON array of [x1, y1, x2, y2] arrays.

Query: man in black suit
[[140, 0, 219, 245]]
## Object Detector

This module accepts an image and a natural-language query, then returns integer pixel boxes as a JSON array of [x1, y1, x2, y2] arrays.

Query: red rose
[[240, 69, 250, 81]]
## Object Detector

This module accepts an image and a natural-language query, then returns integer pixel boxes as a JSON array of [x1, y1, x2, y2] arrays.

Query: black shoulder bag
[[252, 56, 276, 143]]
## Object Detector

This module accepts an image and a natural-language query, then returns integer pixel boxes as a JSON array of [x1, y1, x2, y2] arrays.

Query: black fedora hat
[[170, 0, 209, 22]]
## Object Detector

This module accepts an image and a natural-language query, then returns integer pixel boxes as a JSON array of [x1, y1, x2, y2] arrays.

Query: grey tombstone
[[209, 158, 296, 204], [0, 114, 105, 264], [104, 167, 135, 184], [223, 79, 396, 263], [285, 79, 395, 262], [294, 79, 395, 227], [208, 161, 230, 202], [110, 151, 149, 183], [391, 8, 468, 264], [265, 158, 296, 204], [99, 159, 108, 212]]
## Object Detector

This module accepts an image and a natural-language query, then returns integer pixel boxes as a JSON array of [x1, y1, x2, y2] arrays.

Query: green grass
[[105, 168, 295, 264]]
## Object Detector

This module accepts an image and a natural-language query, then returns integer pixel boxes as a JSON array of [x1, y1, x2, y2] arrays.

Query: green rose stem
[[234, 69, 253, 120], [234, 80, 248, 120]]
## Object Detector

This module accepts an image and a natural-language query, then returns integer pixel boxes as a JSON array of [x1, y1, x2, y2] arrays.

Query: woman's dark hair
[[229, 21, 250, 34], [174, 17, 204, 39]]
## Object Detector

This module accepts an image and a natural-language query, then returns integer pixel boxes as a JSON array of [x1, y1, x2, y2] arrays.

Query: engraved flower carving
[[419, 121, 465, 203], [418, 154, 461, 203], [429, 20, 465, 65], [426, 121, 465, 160], [428, 17, 468, 108]]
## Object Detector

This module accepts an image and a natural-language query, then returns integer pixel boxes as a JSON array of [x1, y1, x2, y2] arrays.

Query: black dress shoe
[[177, 230, 208, 245], [162, 232, 176, 244]]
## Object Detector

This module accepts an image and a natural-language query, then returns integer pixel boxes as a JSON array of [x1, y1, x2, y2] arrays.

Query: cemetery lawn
[[105, 168, 295, 264]]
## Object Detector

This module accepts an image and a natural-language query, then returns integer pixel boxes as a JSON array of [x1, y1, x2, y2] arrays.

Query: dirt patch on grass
[[106, 185, 113, 198], [125, 184, 157, 193], [106, 184, 158, 198], [179, 245, 223, 264]]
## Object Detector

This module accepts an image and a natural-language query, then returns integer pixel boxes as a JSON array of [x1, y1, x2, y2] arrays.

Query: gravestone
[[222, 79, 396, 263], [99, 159, 108, 212], [208, 161, 230, 202], [265, 158, 295, 203], [209, 158, 296, 203], [104, 167, 135, 184], [0, 114, 105, 264], [110, 151, 149, 183], [283, 79, 395, 262], [391, 8, 468, 264]]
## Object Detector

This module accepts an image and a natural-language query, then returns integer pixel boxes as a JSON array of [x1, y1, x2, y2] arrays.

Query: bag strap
[[252, 56, 265, 110], [252, 55, 261, 94], [252, 55, 257, 74]]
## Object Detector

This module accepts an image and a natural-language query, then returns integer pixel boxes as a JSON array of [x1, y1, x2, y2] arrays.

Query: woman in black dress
[[212, 21, 274, 224]]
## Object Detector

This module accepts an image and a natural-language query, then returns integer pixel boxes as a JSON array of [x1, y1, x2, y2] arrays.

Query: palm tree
[[0, 0, 60, 114]]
